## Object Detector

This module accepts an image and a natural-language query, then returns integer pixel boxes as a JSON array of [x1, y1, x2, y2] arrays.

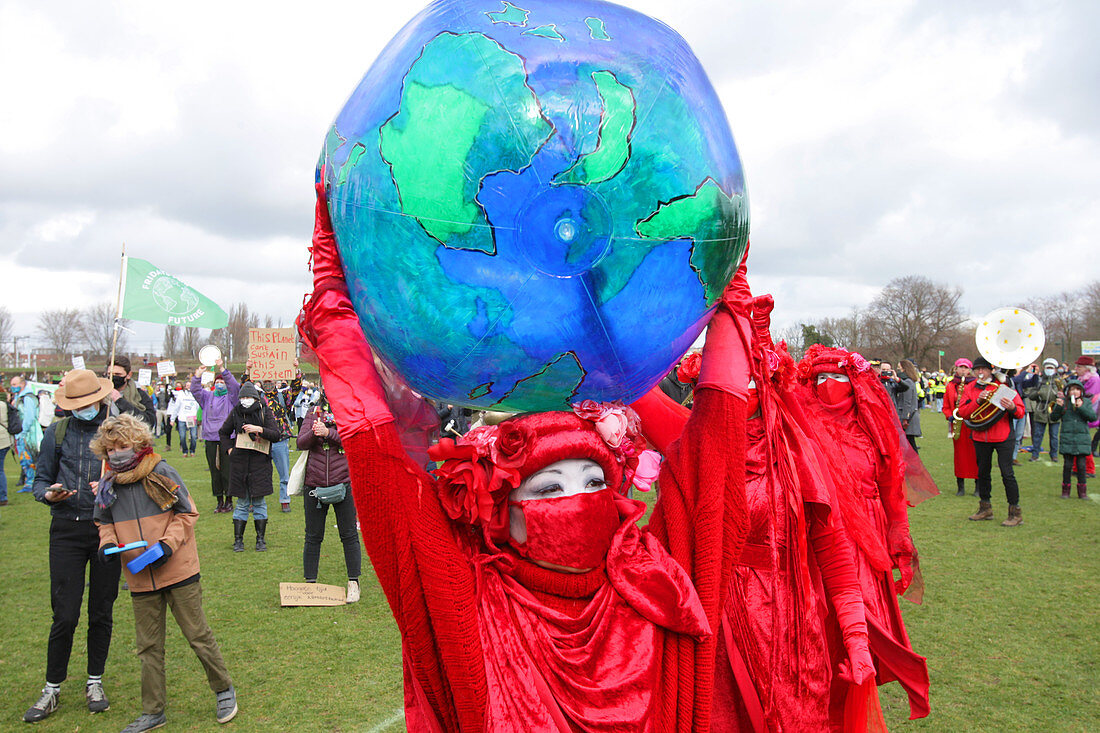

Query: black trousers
[[1063, 455, 1088, 485], [204, 440, 231, 498], [47, 518, 121, 684], [974, 438, 1020, 506], [302, 488, 362, 582]]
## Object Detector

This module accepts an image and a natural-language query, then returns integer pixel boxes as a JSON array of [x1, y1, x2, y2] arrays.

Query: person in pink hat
[[942, 358, 979, 496]]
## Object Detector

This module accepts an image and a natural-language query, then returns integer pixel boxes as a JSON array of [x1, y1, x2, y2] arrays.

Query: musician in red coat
[[298, 181, 752, 732], [956, 357, 1027, 526], [942, 358, 978, 496]]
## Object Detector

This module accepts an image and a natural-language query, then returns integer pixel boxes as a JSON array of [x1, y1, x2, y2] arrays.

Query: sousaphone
[[958, 307, 1045, 431]]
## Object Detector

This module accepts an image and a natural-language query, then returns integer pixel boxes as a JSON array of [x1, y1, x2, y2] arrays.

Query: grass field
[[1, 415, 1097, 732]]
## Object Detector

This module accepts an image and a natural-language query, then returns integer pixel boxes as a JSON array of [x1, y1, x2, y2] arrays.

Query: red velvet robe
[[943, 378, 978, 479]]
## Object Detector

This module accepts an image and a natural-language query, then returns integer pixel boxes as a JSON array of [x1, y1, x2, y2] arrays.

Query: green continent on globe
[[635, 178, 748, 306], [585, 17, 612, 41], [379, 32, 553, 254], [554, 70, 635, 186], [485, 1, 529, 26], [493, 352, 586, 410], [523, 24, 565, 41]]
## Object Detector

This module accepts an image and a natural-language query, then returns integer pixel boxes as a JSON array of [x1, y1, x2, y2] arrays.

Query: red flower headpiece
[[676, 352, 702, 384]]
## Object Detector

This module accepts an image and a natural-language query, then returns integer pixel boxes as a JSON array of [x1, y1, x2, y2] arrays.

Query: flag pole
[[109, 243, 126, 373]]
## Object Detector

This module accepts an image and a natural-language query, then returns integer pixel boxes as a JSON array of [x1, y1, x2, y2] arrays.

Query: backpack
[[6, 401, 22, 435]]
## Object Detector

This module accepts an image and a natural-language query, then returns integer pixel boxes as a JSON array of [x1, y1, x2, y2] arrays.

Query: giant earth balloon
[[321, 0, 748, 412]]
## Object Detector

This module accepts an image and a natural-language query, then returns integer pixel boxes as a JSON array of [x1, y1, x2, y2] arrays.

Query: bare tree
[[80, 302, 131, 357], [38, 308, 83, 355], [0, 306, 12, 363], [162, 325, 181, 358], [223, 302, 260, 361], [865, 276, 968, 364], [181, 327, 203, 360]]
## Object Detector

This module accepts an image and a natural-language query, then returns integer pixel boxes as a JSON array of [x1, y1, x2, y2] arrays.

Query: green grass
[[1, 416, 1097, 731]]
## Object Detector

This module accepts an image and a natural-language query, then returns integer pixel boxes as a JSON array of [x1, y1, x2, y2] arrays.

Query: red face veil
[[815, 374, 853, 406], [510, 489, 620, 569]]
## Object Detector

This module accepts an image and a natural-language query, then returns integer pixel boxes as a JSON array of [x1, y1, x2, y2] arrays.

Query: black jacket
[[218, 403, 281, 498], [33, 406, 109, 522]]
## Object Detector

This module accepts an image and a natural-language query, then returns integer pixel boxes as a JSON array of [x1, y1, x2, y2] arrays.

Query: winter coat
[[94, 460, 200, 593], [1024, 376, 1064, 424], [218, 402, 281, 498], [167, 390, 199, 423], [119, 380, 156, 429], [0, 402, 13, 451], [190, 369, 241, 441], [32, 407, 110, 521], [296, 411, 349, 488], [1050, 384, 1097, 455], [890, 376, 921, 437], [1082, 372, 1100, 429]]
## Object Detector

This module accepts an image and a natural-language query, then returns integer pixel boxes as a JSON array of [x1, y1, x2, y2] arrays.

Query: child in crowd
[[1051, 379, 1096, 499], [91, 414, 238, 732]]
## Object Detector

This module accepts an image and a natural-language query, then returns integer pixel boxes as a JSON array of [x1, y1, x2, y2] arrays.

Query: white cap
[[1043, 357, 1058, 368]]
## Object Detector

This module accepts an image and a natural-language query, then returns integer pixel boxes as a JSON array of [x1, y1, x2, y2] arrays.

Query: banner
[[1082, 340, 1100, 356], [248, 328, 296, 381], [120, 256, 228, 329]]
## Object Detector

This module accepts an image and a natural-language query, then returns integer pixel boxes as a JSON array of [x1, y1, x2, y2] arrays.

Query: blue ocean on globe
[[321, 0, 749, 412]]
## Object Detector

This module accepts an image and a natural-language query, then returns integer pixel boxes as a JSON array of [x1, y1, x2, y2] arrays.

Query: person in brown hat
[[22, 369, 146, 724]]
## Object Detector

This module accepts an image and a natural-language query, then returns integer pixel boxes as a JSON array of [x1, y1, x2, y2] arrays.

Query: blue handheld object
[[105, 540, 147, 555], [126, 543, 164, 574]]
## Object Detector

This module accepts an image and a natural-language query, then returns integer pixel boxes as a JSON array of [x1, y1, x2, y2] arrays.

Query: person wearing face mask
[[108, 356, 156, 430], [1024, 358, 1065, 462], [296, 183, 753, 731], [957, 356, 1027, 525], [90, 414, 237, 731], [796, 346, 932, 724], [190, 357, 240, 514], [241, 369, 301, 513], [1051, 380, 1097, 499], [1072, 356, 1100, 475], [23, 369, 139, 723], [219, 383, 281, 552], [167, 381, 200, 458]]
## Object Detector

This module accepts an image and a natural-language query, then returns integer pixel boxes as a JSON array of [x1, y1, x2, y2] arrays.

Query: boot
[[233, 519, 246, 552], [1001, 505, 1023, 527], [955, 479, 966, 497], [255, 519, 268, 552], [219, 496, 231, 513], [1078, 484, 1089, 500], [1061, 483, 1072, 499], [968, 501, 994, 521]]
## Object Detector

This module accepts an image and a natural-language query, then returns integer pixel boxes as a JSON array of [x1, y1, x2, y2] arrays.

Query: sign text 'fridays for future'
[[247, 327, 297, 381]]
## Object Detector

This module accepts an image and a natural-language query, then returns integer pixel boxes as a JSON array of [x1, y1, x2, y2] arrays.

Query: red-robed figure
[[942, 358, 979, 496], [298, 182, 753, 732]]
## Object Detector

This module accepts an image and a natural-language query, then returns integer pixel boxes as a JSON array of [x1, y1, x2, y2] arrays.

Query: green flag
[[938, 350, 945, 356], [120, 256, 228, 329]]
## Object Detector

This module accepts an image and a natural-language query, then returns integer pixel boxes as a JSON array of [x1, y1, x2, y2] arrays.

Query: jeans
[[1031, 421, 1059, 457], [233, 496, 268, 520], [16, 433, 34, 490], [132, 581, 232, 715], [0, 446, 8, 502], [46, 518, 122, 683], [974, 438, 1020, 506], [303, 486, 361, 582], [204, 440, 231, 498], [176, 420, 197, 455], [271, 440, 290, 504], [1012, 416, 1027, 455]]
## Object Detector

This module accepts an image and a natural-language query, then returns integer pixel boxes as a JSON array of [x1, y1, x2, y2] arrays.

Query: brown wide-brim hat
[[54, 369, 113, 410]]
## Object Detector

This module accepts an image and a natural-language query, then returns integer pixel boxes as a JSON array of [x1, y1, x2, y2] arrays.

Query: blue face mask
[[73, 404, 101, 421]]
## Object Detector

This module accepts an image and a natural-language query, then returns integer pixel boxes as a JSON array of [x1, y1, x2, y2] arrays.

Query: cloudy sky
[[2, 0, 1096, 355]]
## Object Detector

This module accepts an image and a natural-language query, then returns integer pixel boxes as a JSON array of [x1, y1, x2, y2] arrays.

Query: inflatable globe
[[321, 0, 748, 411]]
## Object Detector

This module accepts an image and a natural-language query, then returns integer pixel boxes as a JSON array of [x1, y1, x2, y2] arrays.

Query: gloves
[[887, 524, 917, 594], [149, 542, 173, 570], [98, 544, 118, 563], [839, 632, 876, 685]]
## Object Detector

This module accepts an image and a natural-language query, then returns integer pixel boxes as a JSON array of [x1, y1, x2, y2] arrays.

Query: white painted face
[[508, 459, 606, 543], [816, 372, 850, 384]]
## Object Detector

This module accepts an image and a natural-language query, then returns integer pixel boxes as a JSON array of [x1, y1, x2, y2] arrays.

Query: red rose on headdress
[[677, 352, 702, 383], [495, 421, 529, 463], [572, 399, 604, 422]]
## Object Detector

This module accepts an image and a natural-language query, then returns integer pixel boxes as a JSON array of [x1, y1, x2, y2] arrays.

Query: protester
[[292, 384, 317, 432], [296, 393, 362, 603], [109, 356, 156, 429], [1073, 356, 1099, 477], [22, 369, 151, 723], [898, 359, 923, 450], [190, 358, 239, 513], [298, 183, 752, 730], [9, 375, 41, 492], [88, 414, 237, 731], [220, 383, 281, 552], [943, 358, 979, 496], [167, 381, 199, 457], [0, 388, 14, 506], [248, 367, 301, 513], [958, 357, 1027, 526], [1051, 380, 1096, 499], [1025, 358, 1064, 461], [153, 382, 169, 439]]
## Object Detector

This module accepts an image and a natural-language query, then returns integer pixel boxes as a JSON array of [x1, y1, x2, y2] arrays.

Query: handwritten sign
[[179, 399, 199, 425], [137, 368, 152, 387], [248, 327, 296, 381], [201, 371, 214, 386], [157, 360, 176, 377], [72, 355, 85, 370], [279, 582, 346, 607]]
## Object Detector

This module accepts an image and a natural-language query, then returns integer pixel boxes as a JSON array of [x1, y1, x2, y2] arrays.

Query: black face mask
[[111, 375, 127, 389]]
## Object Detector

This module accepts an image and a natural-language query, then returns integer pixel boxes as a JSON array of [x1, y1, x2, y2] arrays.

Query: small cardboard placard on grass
[[279, 582, 345, 606], [248, 327, 296, 381]]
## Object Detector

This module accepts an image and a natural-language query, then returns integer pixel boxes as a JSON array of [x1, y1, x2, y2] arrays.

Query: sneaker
[[86, 679, 109, 713], [215, 686, 238, 724], [120, 711, 167, 732], [22, 687, 59, 723], [281, 502, 291, 513], [346, 580, 360, 604]]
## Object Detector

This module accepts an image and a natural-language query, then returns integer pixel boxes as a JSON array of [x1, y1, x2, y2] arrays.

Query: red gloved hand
[[887, 524, 917, 595], [696, 244, 752, 398], [310, 178, 344, 287], [839, 632, 876, 685]]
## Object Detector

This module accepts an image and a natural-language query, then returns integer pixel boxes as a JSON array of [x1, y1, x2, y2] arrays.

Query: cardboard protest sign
[[248, 328, 296, 381], [137, 368, 152, 387], [156, 360, 176, 377], [201, 371, 214, 386], [279, 582, 345, 607], [71, 355, 85, 370]]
